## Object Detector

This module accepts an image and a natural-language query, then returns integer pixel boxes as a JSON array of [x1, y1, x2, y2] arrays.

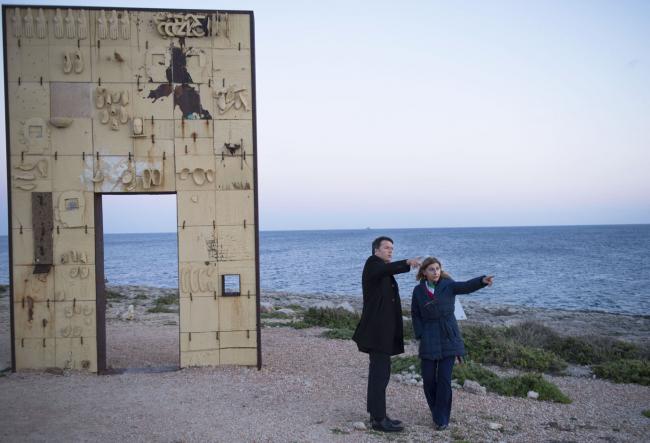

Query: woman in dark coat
[[411, 257, 494, 431]]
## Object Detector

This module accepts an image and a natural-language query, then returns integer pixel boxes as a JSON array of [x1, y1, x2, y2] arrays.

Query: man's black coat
[[352, 255, 411, 355]]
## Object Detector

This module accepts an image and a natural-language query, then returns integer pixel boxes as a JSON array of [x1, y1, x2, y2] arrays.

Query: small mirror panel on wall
[[222, 274, 241, 297]]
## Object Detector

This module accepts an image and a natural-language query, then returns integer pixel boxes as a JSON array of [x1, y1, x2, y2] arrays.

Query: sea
[[1, 225, 649, 316]]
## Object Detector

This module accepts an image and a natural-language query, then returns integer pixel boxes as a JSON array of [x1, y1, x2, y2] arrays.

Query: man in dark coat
[[352, 236, 421, 432]]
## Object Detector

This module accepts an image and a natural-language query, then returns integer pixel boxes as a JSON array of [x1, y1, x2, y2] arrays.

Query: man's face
[[374, 240, 393, 263]]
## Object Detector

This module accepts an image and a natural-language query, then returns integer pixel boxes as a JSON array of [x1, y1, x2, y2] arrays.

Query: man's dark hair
[[372, 236, 394, 254]]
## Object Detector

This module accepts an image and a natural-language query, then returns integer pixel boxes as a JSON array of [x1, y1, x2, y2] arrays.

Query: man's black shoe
[[370, 415, 402, 426], [371, 418, 404, 432], [435, 423, 449, 431], [386, 415, 402, 426]]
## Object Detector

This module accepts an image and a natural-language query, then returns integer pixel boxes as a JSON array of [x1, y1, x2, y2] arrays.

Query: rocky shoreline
[[105, 284, 650, 346]]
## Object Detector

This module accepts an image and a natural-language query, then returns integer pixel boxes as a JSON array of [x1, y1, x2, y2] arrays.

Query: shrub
[[391, 357, 571, 403], [289, 321, 310, 329], [261, 311, 292, 319], [643, 409, 650, 418], [147, 293, 179, 313], [323, 328, 355, 340], [503, 321, 645, 364], [391, 355, 420, 374], [592, 359, 650, 386], [302, 307, 359, 329], [463, 325, 567, 374], [106, 290, 125, 300]]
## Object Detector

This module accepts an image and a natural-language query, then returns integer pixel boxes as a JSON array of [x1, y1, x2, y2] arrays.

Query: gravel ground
[[1, 288, 649, 442], [1, 322, 649, 441]]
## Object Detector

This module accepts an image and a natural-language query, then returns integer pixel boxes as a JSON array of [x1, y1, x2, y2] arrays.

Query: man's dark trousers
[[367, 351, 391, 420]]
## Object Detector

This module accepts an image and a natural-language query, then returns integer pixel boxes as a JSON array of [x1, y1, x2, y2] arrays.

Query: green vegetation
[[261, 310, 294, 319], [391, 355, 420, 374], [288, 321, 310, 329], [273, 307, 649, 386], [330, 428, 349, 435], [323, 328, 355, 340], [147, 293, 179, 313], [501, 322, 645, 364], [0, 284, 8, 296], [453, 362, 571, 404], [592, 359, 650, 386], [303, 307, 360, 329], [391, 356, 571, 404], [462, 324, 567, 374], [106, 289, 125, 300], [134, 293, 148, 300], [299, 307, 359, 339], [642, 409, 650, 418], [460, 322, 649, 384]]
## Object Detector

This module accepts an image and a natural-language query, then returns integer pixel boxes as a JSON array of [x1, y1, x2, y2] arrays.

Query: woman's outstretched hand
[[483, 275, 494, 286]]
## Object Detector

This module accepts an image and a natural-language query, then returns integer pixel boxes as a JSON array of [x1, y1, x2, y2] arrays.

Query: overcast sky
[[1, 0, 648, 233]]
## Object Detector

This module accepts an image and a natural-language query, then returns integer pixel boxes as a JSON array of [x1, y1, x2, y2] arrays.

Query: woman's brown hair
[[416, 257, 452, 281]]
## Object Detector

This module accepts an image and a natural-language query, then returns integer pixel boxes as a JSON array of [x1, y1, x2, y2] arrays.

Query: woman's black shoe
[[371, 418, 404, 432]]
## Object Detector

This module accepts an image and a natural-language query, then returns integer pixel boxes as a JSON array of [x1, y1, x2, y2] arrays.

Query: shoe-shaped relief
[[63, 52, 73, 74], [65, 9, 76, 39], [77, 12, 88, 39], [120, 11, 130, 40], [73, 49, 84, 74], [97, 10, 108, 40], [12, 8, 22, 38], [109, 11, 119, 40], [36, 9, 47, 39], [53, 9, 64, 38], [23, 8, 34, 38]]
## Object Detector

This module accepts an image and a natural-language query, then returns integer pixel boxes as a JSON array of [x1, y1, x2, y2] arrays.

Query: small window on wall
[[222, 274, 241, 296]]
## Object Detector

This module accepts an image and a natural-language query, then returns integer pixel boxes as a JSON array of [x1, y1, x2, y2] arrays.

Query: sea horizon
[[1, 224, 649, 316], [1, 221, 646, 237]]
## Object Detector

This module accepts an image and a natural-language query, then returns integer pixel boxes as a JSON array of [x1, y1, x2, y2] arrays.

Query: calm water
[[1, 225, 649, 315]]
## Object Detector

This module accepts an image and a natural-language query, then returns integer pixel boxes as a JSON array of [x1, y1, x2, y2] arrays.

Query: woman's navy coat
[[411, 277, 486, 360]]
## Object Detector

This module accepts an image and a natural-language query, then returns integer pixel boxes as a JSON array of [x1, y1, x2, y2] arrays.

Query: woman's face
[[424, 262, 442, 283]]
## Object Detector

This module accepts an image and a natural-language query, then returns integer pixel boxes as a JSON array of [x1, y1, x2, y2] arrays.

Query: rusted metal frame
[[2, 5, 16, 372], [249, 11, 262, 371], [94, 194, 106, 373], [1, 4, 253, 17]]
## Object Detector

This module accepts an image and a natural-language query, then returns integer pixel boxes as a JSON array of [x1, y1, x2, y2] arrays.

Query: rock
[[409, 365, 415, 371], [417, 380, 423, 387], [463, 379, 487, 395], [122, 304, 135, 321], [527, 390, 539, 399], [276, 308, 295, 316], [312, 301, 336, 309], [488, 422, 503, 431], [451, 381, 462, 389], [352, 421, 366, 431], [337, 302, 355, 313], [260, 302, 274, 313], [409, 379, 418, 385]]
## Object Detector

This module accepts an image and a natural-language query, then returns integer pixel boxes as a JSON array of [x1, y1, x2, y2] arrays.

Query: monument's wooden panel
[[5, 6, 259, 371]]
